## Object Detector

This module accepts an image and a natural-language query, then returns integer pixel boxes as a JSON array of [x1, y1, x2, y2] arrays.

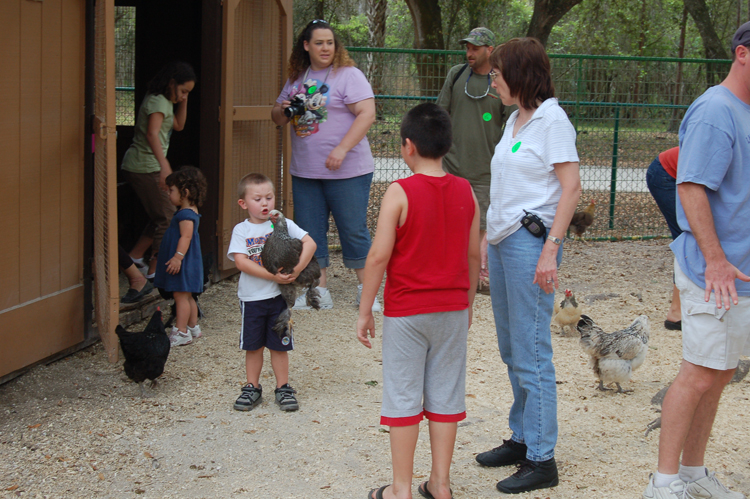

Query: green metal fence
[[115, 6, 135, 126], [111, 38, 732, 242], [346, 48, 731, 241]]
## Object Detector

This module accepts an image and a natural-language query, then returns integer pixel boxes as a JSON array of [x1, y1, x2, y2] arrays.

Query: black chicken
[[115, 309, 171, 398], [261, 210, 322, 337]]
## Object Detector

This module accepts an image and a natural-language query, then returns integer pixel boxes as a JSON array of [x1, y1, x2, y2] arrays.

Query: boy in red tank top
[[357, 103, 480, 499]]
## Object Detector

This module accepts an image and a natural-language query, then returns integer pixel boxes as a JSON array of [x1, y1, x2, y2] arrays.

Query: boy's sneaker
[[476, 439, 528, 467], [496, 458, 559, 494], [293, 287, 333, 310], [643, 473, 685, 499], [234, 383, 262, 411], [356, 284, 382, 312], [187, 324, 202, 339], [274, 384, 299, 411], [169, 327, 192, 347], [684, 470, 746, 499]]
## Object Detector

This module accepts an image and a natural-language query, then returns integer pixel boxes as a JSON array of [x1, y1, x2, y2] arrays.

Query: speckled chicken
[[261, 210, 321, 337], [115, 309, 170, 398], [576, 314, 649, 393], [553, 289, 582, 335]]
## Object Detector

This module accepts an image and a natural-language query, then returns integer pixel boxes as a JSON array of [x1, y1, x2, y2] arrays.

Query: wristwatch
[[547, 235, 562, 245]]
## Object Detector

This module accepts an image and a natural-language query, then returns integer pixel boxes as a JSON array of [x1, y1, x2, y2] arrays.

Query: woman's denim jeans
[[488, 228, 562, 462], [645, 157, 682, 240], [292, 173, 373, 269]]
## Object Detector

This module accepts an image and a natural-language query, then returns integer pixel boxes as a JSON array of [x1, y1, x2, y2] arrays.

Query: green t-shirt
[[122, 93, 175, 174], [436, 64, 511, 186]]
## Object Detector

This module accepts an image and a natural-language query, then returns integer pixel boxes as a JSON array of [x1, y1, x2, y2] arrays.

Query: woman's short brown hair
[[489, 37, 554, 110]]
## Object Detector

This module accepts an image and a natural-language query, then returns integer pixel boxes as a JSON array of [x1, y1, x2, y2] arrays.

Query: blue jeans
[[646, 157, 682, 240], [291, 174, 373, 269], [488, 228, 561, 462]]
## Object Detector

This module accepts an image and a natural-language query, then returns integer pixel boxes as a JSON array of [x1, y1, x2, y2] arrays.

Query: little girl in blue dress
[[154, 166, 207, 346]]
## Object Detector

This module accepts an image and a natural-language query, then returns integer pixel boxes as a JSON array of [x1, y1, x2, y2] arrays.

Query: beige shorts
[[675, 260, 750, 370], [471, 183, 489, 231]]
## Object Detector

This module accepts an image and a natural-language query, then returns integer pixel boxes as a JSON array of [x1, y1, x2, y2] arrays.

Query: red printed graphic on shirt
[[245, 232, 272, 265]]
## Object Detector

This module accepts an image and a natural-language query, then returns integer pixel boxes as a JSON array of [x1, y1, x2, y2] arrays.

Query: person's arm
[[145, 112, 172, 191], [232, 254, 296, 284], [325, 98, 376, 171], [534, 161, 581, 293], [165, 219, 193, 275], [173, 94, 188, 131], [356, 182, 406, 348], [467, 192, 481, 328], [435, 70, 454, 113], [678, 181, 750, 309]]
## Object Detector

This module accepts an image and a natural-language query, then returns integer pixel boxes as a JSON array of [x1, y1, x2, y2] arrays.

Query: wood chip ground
[[1, 240, 749, 498]]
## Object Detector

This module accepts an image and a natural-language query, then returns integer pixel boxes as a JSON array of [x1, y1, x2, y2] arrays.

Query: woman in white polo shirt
[[474, 38, 581, 495]]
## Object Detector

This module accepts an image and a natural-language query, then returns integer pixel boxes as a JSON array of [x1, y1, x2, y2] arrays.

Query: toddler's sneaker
[[234, 383, 262, 411], [187, 324, 202, 339], [292, 287, 333, 310], [274, 384, 299, 411], [684, 470, 746, 499], [643, 473, 685, 499], [356, 284, 382, 312], [169, 326, 193, 347]]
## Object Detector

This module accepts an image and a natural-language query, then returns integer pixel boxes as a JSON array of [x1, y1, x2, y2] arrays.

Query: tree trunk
[[526, 0, 585, 46], [366, 0, 387, 98], [683, 0, 729, 84], [668, 5, 688, 132], [405, 0, 446, 96]]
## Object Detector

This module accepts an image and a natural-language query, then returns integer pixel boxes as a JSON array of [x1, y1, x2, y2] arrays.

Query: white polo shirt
[[486, 98, 579, 244]]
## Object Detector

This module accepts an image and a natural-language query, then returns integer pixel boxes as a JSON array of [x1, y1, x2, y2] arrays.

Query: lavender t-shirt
[[276, 66, 375, 179]]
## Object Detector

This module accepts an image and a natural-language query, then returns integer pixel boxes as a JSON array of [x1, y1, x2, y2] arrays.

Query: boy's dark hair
[[489, 38, 554, 110], [147, 62, 197, 98], [400, 103, 452, 159], [237, 173, 274, 199], [165, 166, 207, 207]]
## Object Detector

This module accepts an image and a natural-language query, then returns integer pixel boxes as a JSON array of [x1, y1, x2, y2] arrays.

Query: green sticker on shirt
[[307, 86, 317, 94], [512, 142, 521, 153], [483, 112, 492, 121]]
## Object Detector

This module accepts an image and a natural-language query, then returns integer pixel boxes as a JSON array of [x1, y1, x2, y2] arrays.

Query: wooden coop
[[0, 0, 293, 382]]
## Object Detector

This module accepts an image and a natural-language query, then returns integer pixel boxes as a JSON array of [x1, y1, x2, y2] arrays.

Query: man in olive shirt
[[437, 27, 509, 293]]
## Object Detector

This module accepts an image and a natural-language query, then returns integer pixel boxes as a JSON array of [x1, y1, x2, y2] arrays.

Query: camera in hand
[[283, 96, 307, 118]]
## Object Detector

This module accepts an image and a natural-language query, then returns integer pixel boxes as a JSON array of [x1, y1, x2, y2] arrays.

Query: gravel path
[[2, 239, 749, 498]]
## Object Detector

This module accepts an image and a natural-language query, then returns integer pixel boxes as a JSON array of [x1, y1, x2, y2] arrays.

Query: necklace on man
[[464, 69, 491, 100]]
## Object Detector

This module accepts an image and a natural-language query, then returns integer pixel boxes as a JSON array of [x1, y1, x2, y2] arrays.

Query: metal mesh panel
[[114, 6, 135, 126], [234, 0, 281, 106], [344, 48, 731, 241]]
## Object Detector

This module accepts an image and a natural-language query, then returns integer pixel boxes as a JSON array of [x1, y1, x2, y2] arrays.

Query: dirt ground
[[2, 239, 749, 499]]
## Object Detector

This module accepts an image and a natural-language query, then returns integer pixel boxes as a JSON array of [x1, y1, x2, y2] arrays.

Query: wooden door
[[217, 0, 293, 276], [0, 0, 86, 378], [92, 0, 120, 362]]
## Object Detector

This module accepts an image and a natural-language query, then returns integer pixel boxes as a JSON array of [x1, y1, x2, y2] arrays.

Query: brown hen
[[569, 199, 596, 240]]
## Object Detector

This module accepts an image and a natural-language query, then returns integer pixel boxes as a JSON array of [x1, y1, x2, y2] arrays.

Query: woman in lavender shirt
[[272, 19, 378, 311]]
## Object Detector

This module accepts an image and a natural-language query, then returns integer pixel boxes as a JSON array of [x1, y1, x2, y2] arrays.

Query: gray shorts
[[380, 310, 468, 426], [471, 183, 489, 231], [675, 260, 750, 370]]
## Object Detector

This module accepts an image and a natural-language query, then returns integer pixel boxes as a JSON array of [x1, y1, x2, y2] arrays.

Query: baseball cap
[[460, 27, 496, 47], [732, 21, 750, 53]]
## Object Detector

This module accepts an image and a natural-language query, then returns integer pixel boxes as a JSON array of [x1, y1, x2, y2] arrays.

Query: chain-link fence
[[115, 6, 135, 126], [344, 48, 731, 243]]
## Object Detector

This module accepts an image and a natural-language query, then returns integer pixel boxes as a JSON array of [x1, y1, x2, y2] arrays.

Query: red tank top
[[384, 174, 476, 317], [659, 146, 679, 179]]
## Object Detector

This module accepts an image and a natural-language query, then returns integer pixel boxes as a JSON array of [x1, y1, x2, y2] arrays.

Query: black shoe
[[664, 319, 682, 331], [233, 383, 262, 411], [121, 281, 154, 304], [476, 439, 527, 467], [496, 458, 559, 494], [274, 384, 299, 411]]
